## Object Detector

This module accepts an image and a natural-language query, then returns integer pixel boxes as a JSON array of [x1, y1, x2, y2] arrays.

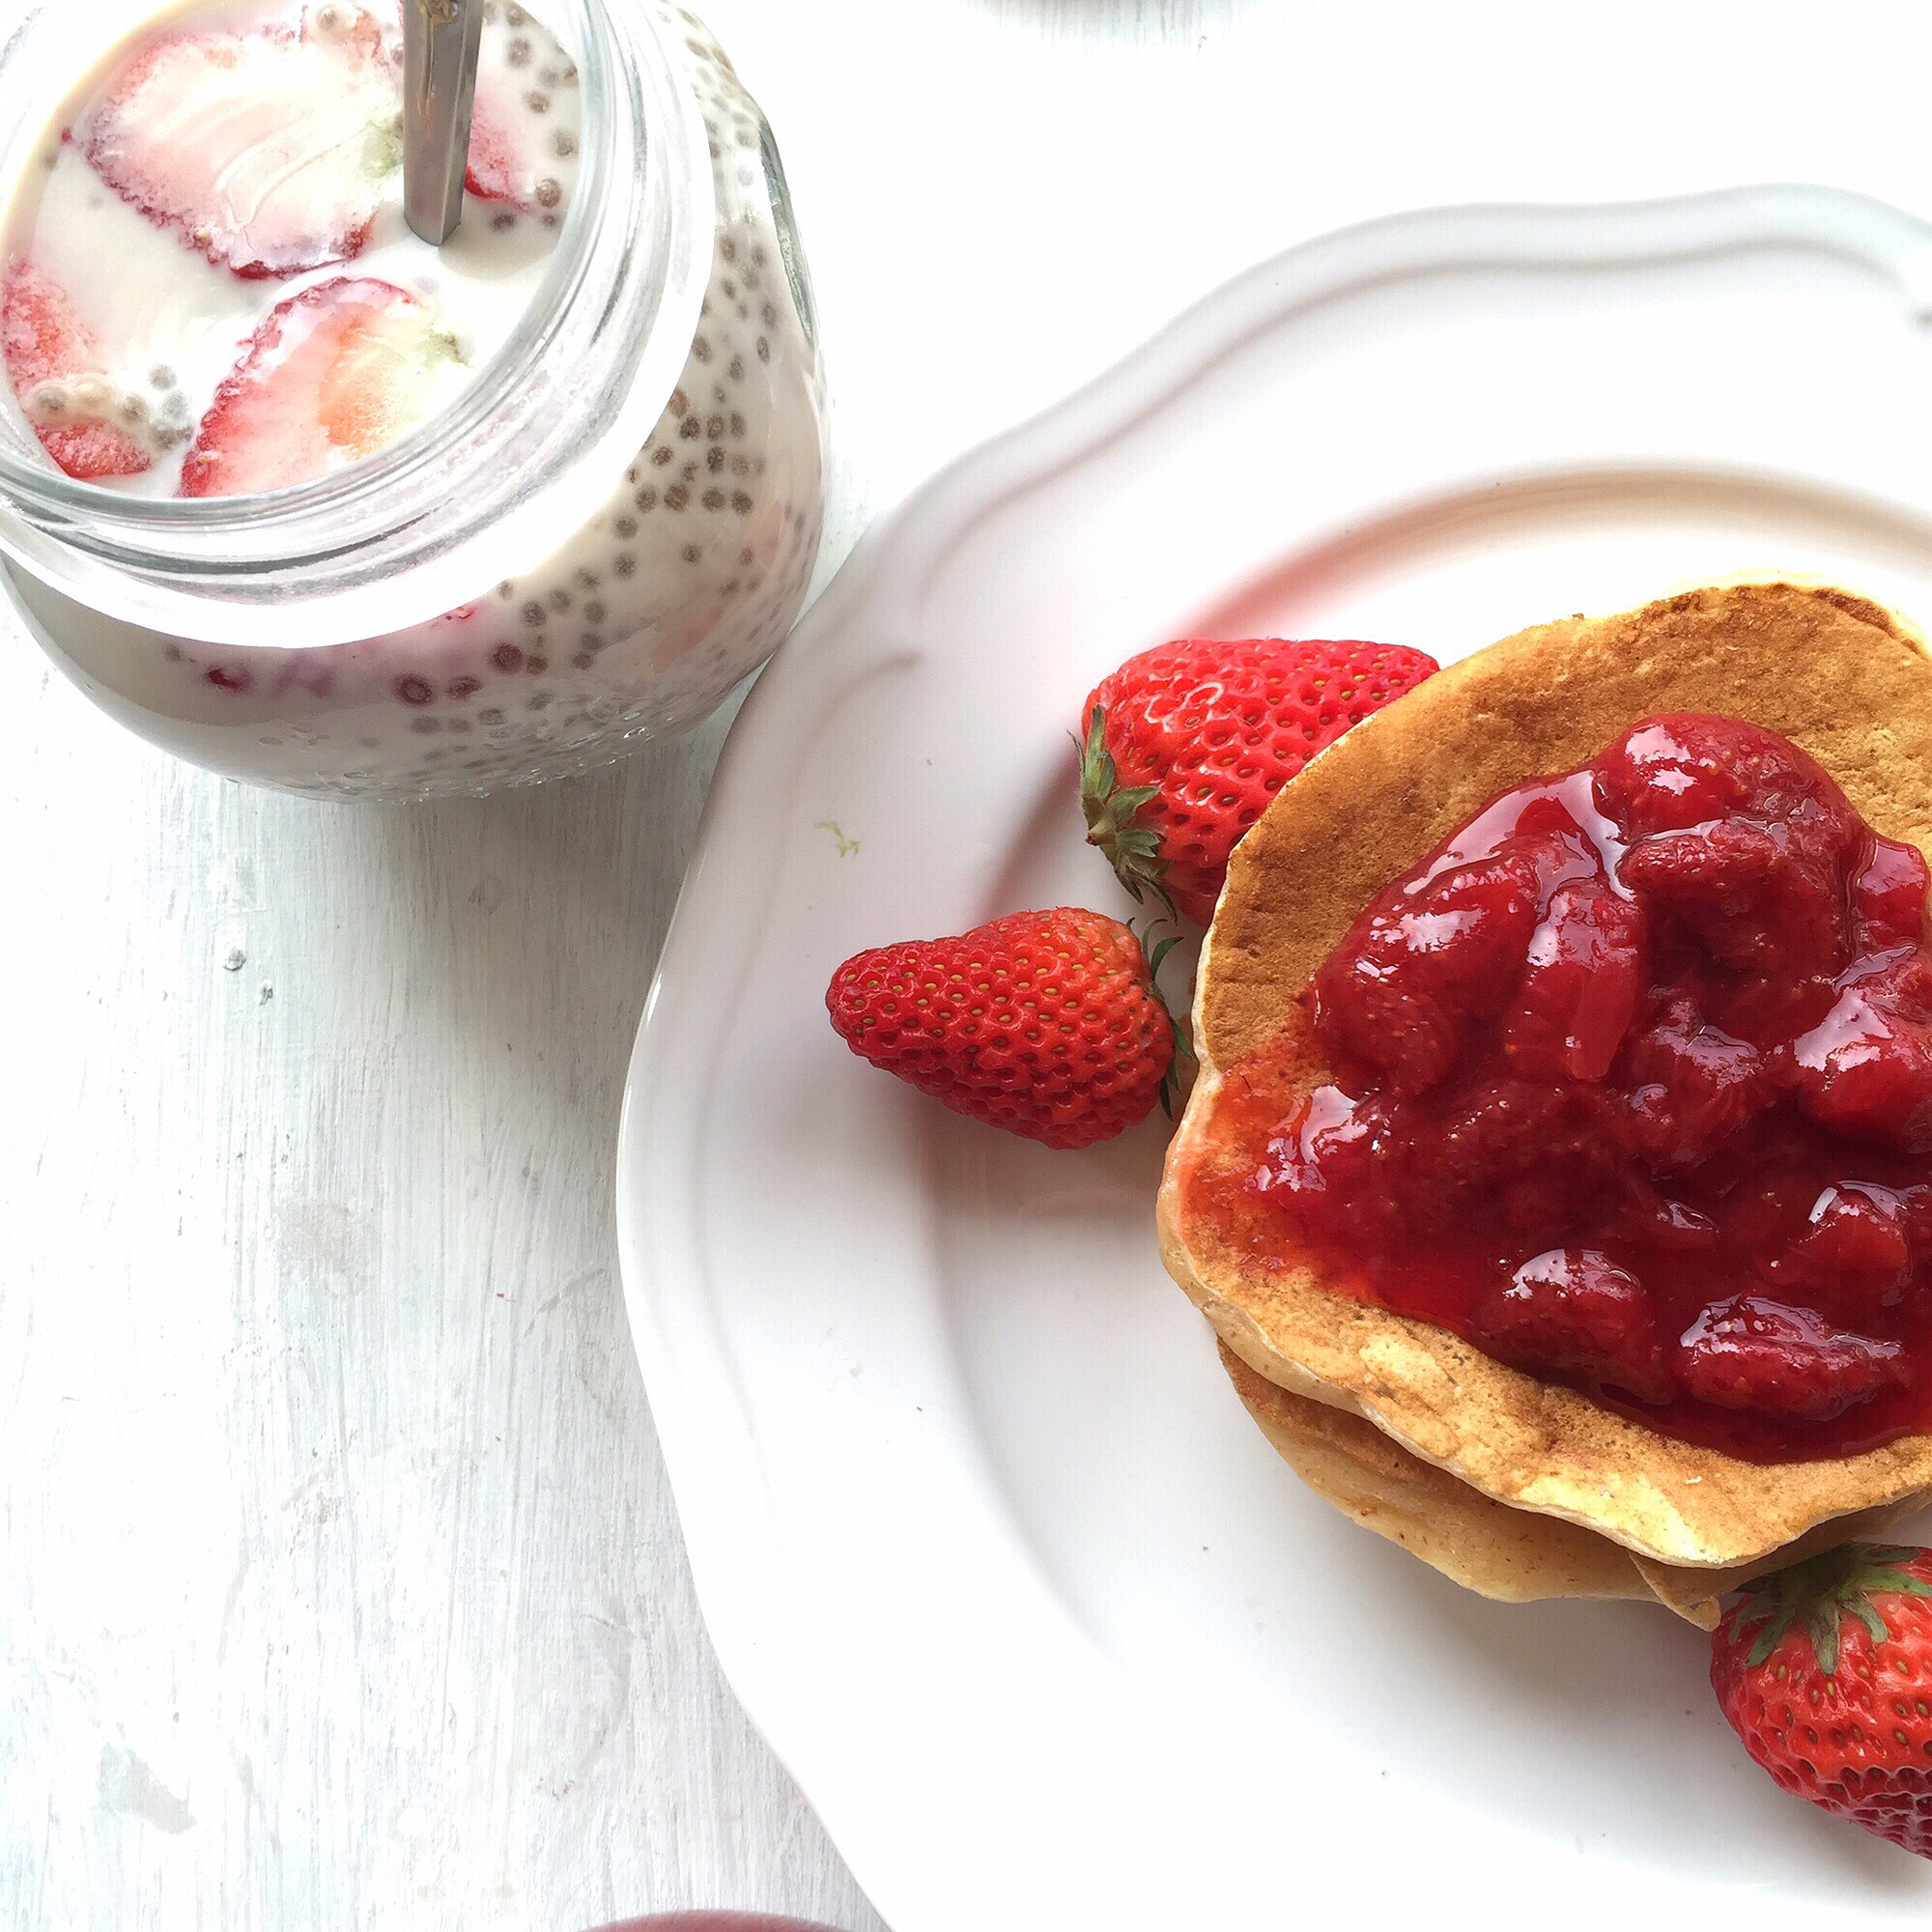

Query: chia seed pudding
[[0, 0, 826, 798]]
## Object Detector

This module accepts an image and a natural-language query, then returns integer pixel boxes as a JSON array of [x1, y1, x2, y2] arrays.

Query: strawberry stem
[[1731, 1543, 1932, 1675], [1136, 917, 1196, 1119], [1079, 705, 1177, 922]]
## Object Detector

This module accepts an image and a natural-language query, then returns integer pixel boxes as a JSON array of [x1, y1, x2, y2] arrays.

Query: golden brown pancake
[[1220, 1342, 1921, 1625], [1220, 1342, 1654, 1605], [1161, 581, 1932, 1573]]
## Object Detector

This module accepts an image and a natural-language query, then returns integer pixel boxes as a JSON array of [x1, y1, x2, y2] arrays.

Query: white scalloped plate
[[617, 188, 1932, 1932]]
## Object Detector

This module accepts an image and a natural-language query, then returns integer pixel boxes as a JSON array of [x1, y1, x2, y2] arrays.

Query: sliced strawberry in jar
[[1, 259, 151, 480], [465, 5, 581, 216], [180, 277, 465, 498], [1502, 882, 1647, 1082], [1676, 1294, 1904, 1422], [1472, 1248, 1676, 1404], [77, 7, 402, 281]]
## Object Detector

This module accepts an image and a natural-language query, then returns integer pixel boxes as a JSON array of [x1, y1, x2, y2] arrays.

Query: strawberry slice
[[465, 6, 581, 216], [180, 277, 464, 497], [1, 259, 151, 481], [77, 6, 402, 281]]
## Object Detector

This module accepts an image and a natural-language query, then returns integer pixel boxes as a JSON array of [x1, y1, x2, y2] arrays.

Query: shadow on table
[[357, 698, 739, 1154]]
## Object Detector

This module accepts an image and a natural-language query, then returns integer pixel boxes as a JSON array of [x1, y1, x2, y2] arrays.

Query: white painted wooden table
[[8, 3, 1932, 1926]]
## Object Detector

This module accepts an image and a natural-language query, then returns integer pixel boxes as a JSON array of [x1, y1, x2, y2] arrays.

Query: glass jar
[[0, 0, 826, 798]]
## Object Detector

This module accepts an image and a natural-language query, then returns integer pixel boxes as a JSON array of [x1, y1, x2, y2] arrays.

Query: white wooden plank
[[0, 643, 892, 1927]]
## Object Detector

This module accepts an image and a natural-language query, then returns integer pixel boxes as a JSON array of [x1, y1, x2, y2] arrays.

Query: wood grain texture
[[0, 660, 893, 1930], [10, 0, 1932, 1925]]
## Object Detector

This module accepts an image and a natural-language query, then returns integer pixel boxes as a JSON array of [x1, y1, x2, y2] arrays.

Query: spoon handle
[[403, 0, 484, 245]]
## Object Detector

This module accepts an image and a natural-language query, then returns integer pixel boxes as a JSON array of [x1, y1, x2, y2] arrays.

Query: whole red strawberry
[[826, 909, 1184, 1150], [1080, 638, 1437, 924], [1712, 1542, 1932, 1858]]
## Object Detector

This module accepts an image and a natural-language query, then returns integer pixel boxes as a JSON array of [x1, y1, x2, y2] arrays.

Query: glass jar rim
[[0, 0, 715, 647]]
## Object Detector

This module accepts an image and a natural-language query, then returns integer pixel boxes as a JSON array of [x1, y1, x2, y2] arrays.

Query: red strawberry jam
[[1189, 713, 1932, 1461]]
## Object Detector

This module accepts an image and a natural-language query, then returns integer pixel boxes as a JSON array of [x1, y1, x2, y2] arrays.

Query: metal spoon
[[403, 0, 484, 245]]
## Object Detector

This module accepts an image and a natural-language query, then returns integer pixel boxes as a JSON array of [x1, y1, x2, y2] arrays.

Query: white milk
[[1, 0, 573, 497], [1, 1, 829, 798]]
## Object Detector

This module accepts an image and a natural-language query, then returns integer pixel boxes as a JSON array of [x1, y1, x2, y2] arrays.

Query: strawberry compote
[[1195, 713, 1932, 1462]]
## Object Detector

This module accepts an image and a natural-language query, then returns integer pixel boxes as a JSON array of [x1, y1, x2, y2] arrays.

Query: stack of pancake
[[1156, 582, 1932, 1625]]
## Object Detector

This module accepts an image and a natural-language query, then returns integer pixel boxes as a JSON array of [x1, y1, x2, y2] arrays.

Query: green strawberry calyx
[[1079, 705, 1178, 923], [1137, 919, 1196, 1120], [1730, 1543, 1932, 1676]]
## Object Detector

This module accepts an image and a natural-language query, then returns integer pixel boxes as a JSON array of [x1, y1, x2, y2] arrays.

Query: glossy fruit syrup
[[1188, 713, 1932, 1462]]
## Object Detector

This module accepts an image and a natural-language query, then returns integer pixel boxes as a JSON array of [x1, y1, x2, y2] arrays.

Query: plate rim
[[616, 184, 1932, 1930]]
